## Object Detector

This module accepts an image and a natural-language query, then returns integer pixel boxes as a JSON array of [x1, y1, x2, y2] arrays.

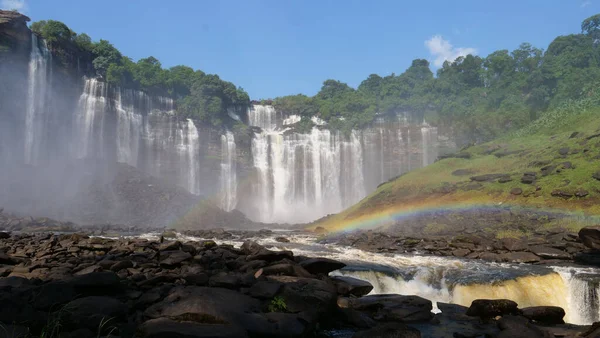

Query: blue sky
[[3, 0, 599, 99]]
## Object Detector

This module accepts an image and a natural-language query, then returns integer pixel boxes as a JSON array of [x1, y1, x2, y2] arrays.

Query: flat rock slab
[[339, 294, 433, 322], [299, 257, 346, 274], [579, 226, 600, 250], [529, 246, 571, 260], [332, 276, 374, 297], [521, 306, 565, 324], [138, 318, 248, 338], [466, 299, 518, 318]]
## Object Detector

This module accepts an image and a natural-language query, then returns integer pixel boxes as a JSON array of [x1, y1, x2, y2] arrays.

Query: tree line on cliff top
[[29, 14, 600, 142]]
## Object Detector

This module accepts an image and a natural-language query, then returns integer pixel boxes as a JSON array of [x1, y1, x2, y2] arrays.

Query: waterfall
[[178, 119, 200, 195], [421, 122, 438, 167], [116, 89, 143, 166], [24, 33, 51, 165], [75, 78, 107, 159], [220, 131, 237, 211], [248, 105, 277, 131]]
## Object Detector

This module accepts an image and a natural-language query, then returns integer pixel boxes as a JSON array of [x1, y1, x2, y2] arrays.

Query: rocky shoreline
[[319, 225, 600, 267], [0, 228, 598, 338]]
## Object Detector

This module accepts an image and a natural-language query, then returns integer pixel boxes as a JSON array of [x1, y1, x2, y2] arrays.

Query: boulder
[[160, 251, 192, 267], [579, 226, 600, 250], [338, 294, 433, 322], [559, 148, 570, 156], [241, 241, 293, 262], [466, 299, 519, 318], [137, 318, 248, 338], [501, 238, 528, 252], [275, 236, 290, 243], [268, 276, 337, 315], [501, 252, 540, 263], [262, 262, 313, 278], [145, 286, 261, 327], [510, 188, 523, 195], [497, 315, 552, 338], [521, 306, 565, 324], [529, 246, 571, 260], [247, 281, 283, 299], [63, 296, 127, 330], [332, 276, 374, 297], [352, 322, 421, 338], [593, 172, 600, 181], [470, 174, 509, 182], [299, 257, 346, 274]]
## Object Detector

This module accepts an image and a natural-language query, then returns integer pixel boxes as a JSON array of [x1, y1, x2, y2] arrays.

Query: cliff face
[[0, 13, 455, 225]]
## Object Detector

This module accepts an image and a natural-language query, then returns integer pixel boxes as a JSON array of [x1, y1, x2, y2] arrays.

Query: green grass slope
[[316, 102, 600, 235]]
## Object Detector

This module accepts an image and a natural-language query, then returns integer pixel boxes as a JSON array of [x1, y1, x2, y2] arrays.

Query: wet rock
[[529, 246, 571, 260], [332, 276, 374, 297], [521, 306, 565, 324], [241, 241, 293, 262], [158, 241, 181, 251], [183, 273, 209, 286], [247, 281, 282, 299], [159, 251, 192, 267], [502, 252, 540, 263], [110, 260, 133, 272], [352, 322, 421, 338], [510, 188, 523, 195], [579, 226, 600, 250], [299, 257, 346, 274], [262, 262, 313, 277], [339, 294, 433, 322], [0, 232, 10, 239], [497, 315, 552, 338], [466, 299, 519, 318], [275, 236, 290, 243], [479, 252, 502, 262], [138, 317, 248, 338], [208, 272, 242, 289], [269, 276, 337, 315]]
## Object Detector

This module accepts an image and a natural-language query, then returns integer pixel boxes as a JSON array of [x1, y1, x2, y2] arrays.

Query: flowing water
[[220, 130, 237, 211]]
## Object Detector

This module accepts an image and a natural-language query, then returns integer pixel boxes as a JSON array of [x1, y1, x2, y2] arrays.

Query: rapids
[[134, 231, 600, 325]]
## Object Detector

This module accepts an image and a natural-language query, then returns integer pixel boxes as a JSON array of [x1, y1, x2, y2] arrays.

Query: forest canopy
[[30, 14, 600, 141]]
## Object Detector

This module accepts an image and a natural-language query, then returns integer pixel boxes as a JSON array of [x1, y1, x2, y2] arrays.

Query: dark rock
[[510, 188, 523, 195], [110, 260, 133, 272], [576, 189, 589, 197], [208, 273, 241, 289], [299, 257, 346, 274], [529, 246, 571, 260], [470, 174, 509, 182], [269, 276, 337, 315], [466, 299, 519, 318], [521, 175, 536, 184], [551, 189, 574, 198], [159, 241, 181, 251], [275, 236, 290, 243], [521, 306, 565, 324], [241, 241, 293, 262], [184, 273, 209, 286], [593, 172, 600, 181], [145, 286, 261, 327], [138, 317, 248, 338], [352, 322, 421, 338], [63, 296, 127, 330], [262, 262, 313, 277], [541, 165, 557, 176], [0, 232, 9, 239], [498, 177, 513, 183], [452, 169, 474, 176], [570, 132, 580, 139], [501, 238, 528, 251], [502, 252, 540, 263], [497, 315, 552, 338], [452, 248, 471, 257], [559, 148, 570, 156], [247, 281, 283, 299], [579, 226, 600, 250], [339, 294, 433, 322], [332, 276, 374, 297], [160, 251, 192, 267], [479, 252, 502, 261]]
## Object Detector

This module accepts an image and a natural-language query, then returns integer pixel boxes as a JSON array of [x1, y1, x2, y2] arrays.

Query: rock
[[262, 262, 313, 278], [145, 286, 261, 327], [593, 172, 600, 181], [160, 251, 192, 267], [275, 236, 290, 243], [501, 252, 540, 263], [541, 165, 557, 176], [570, 132, 579, 138], [352, 322, 422, 338], [470, 174, 509, 182], [63, 296, 127, 330], [241, 241, 293, 262], [110, 260, 133, 272], [466, 299, 519, 318], [579, 226, 600, 250], [497, 315, 552, 338], [184, 273, 209, 286], [501, 238, 528, 251], [339, 294, 433, 322], [498, 177, 513, 183], [575, 189, 589, 197], [559, 148, 570, 156], [529, 245, 571, 260], [208, 273, 241, 289], [269, 276, 337, 315], [0, 232, 10, 239], [521, 175, 536, 184], [521, 306, 565, 324], [314, 226, 328, 234], [247, 281, 283, 299], [510, 188, 523, 195], [551, 189, 574, 198], [299, 257, 346, 274], [332, 276, 374, 297], [138, 317, 248, 338], [159, 241, 181, 251], [452, 169, 474, 176], [452, 248, 471, 257], [479, 252, 502, 261]]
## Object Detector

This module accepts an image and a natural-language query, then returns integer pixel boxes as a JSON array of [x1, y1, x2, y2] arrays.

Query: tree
[[30, 20, 75, 46], [582, 14, 600, 41], [91, 40, 122, 77], [74, 33, 93, 52]]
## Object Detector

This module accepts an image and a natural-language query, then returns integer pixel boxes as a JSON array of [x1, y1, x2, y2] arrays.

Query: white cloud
[[1, 0, 26, 12], [581, 0, 592, 7], [425, 35, 477, 67]]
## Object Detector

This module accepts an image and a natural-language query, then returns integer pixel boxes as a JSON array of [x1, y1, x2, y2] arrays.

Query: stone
[[579, 226, 600, 250], [269, 276, 337, 315], [501, 252, 540, 263], [275, 236, 290, 243], [63, 296, 127, 330], [452, 248, 471, 257], [575, 189, 589, 198], [241, 241, 293, 262], [501, 238, 528, 251], [352, 322, 422, 338], [498, 177, 513, 183], [332, 276, 374, 297], [159, 241, 181, 251], [510, 188, 523, 195], [184, 273, 209, 286], [466, 299, 519, 318], [529, 245, 571, 260], [452, 169, 474, 176], [145, 286, 261, 327], [208, 273, 241, 289], [559, 148, 570, 156], [339, 294, 433, 322], [593, 171, 600, 181], [0, 232, 10, 239], [110, 260, 133, 272], [137, 317, 248, 338], [262, 262, 313, 278], [470, 174, 509, 182], [247, 281, 282, 299], [496, 315, 551, 338], [160, 251, 192, 267], [521, 175, 536, 184], [521, 306, 565, 324], [299, 257, 346, 274]]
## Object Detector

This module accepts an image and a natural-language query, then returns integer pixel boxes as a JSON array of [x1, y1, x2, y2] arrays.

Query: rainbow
[[317, 200, 599, 233]]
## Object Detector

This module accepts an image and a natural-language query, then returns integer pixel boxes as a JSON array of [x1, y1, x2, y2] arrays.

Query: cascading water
[[178, 119, 200, 195], [24, 33, 51, 165], [246, 105, 440, 223], [220, 131, 237, 211]]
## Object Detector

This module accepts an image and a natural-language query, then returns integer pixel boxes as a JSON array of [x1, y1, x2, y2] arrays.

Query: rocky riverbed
[[0, 228, 599, 338]]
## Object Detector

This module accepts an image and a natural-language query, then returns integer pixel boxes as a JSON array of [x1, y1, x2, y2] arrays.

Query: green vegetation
[[268, 296, 287, 313], [274, 14, 600, 142], [29, 20, 250, 127]]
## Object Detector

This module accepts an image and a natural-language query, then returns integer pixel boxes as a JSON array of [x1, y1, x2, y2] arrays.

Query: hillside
[[314, 101, 600, 237]]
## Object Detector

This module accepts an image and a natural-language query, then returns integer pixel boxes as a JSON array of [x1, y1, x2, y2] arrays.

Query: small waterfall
[[248, 105, 277, 131], [75, 78, 107, 159], [116, 90, 143, 166], [220, 131, 237, 211], [421, 122, 438, 167], [24, 33, 51, 165], [178, 119, 200, 195]]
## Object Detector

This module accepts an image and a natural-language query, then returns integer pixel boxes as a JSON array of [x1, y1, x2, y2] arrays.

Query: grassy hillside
[[314, 102, 600, 236]]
